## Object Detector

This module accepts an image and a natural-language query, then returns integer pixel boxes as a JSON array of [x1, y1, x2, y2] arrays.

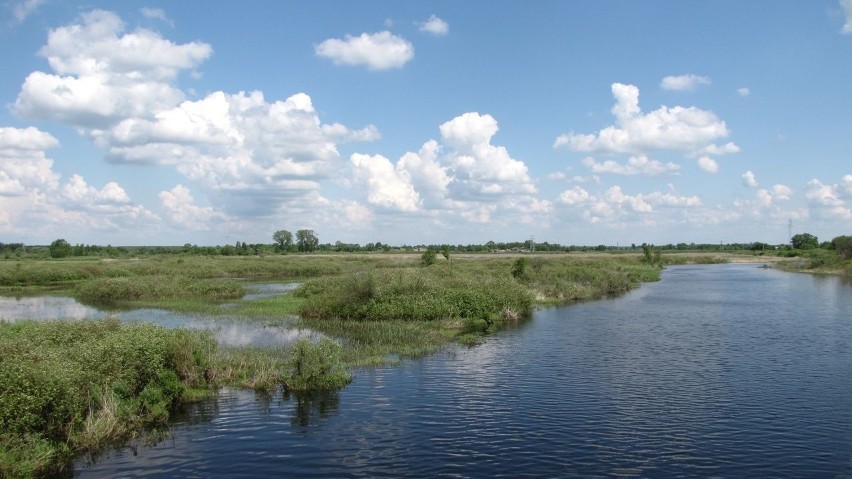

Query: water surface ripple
[[76, 264, 852, 477]]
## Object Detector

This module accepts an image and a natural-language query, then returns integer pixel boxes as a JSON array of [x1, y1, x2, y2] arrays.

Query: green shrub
[[511, 257, 528, 279], [285, 338, 351, 391], [0, 320, 217, 476]]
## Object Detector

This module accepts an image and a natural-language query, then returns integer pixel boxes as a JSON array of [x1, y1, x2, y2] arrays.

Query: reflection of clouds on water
[[0, 296, 105, 322], [188, 321, 319, 348], [241, 282, 300, 301], [0, 285, 320, 348]]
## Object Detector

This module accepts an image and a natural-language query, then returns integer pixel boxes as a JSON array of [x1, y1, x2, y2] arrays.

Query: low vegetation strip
[[76, 276, 245, 304]]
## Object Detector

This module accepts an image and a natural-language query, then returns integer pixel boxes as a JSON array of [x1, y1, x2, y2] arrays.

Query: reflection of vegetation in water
[[286, 389, 341, 428]]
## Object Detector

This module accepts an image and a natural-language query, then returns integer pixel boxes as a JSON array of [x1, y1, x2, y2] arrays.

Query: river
[[48, 264, 852, 476]]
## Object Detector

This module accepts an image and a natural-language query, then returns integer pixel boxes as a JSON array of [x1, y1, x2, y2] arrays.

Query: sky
[[1, 1, 851, 247]]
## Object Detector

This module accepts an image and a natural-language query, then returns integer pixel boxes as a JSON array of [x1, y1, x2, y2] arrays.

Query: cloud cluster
[[806, 175, 852, 219], [0, 126, 156, 236], [555, 83, 734, 157], [15, 10, 211, 128], [13, 10, 379, 220], [350, 112, 544, 225], [315, 31, 414, 70], [557, 184, 701, 224]]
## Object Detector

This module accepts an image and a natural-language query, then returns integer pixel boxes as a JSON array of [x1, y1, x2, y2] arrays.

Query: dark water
[[75, 264, 852, 477]]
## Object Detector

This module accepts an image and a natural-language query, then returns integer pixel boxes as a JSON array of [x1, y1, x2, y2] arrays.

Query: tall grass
[[76, 276, 244, 304], [297, 265, 532, 322]]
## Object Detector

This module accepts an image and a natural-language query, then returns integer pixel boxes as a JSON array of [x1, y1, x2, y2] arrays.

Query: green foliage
[[296, 229, 319, 252], [0, 320, 217, 476], [791, 232, 819, 249], [48, 239, 72, 259], [832, 235, 852, 260], [511, 257, 528, 279], [273, 229, 293, 252], [285, 338, 351, 391], [297, 266, 532, 322], [421, 248, 437, 266], [76, 276, 244, 304], [641, 243, 663, 268]]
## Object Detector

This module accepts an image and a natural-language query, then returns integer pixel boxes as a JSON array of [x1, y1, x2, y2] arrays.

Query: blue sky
[[1, 1, 850, 247]]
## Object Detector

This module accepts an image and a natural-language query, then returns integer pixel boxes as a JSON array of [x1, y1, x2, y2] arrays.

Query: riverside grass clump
[[76, 276, 245, 305], [296, 266, 533, 322], [0, 320, 352, 477], [0, 319, 216, 477]]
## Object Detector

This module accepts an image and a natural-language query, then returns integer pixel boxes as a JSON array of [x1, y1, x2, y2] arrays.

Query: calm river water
[[71, 264, 852, 477]]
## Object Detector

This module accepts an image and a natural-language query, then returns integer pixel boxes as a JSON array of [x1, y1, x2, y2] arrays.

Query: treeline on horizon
[[0, 237, 835, 260]]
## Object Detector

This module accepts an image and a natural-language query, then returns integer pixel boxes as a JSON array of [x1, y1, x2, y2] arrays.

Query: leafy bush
[[285, 338, 351, 391], [511, 257, 528, 279], [421, 248, 437, 266], [833, 235, 852, 260], [0, 320, 216, 476]]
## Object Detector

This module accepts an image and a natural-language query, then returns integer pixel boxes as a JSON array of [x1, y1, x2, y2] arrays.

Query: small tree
[[49, 238, 72, 258], [791, 233, 819, 250], [273, 230, 293, 252]]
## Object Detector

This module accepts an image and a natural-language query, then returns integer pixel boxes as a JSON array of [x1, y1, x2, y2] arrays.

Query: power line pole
[[788, 218, 793, 245]]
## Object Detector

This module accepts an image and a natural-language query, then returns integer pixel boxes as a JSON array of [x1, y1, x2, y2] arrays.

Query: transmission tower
[[788, 218, 793, 245]]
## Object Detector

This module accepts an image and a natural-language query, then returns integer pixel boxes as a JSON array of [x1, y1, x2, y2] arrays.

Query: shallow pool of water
[[0, 283, 315, 348]]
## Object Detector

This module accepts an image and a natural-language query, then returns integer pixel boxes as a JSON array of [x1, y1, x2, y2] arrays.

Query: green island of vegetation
[[1, 232, 849, 477]]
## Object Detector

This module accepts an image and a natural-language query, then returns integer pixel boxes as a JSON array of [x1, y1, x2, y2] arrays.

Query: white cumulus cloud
[[315, 31, 414, 70], [418, 15, 449, 36], [350, 153, 421, 212], [554, 83, 734, 157], [349, 112, 544, 227], [806, 175, 852, 219], [660, 74, 711, 91], [0, 126, 157, 236], [737, 87, 751, 97], [14, 10, 211, 128], [742, 170, 758, 187], [698, 156, 719, 173], [159, 184, 224, 230]]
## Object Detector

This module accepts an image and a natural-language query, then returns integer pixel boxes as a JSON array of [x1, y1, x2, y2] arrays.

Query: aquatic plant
[[285, 338, 351, 391]]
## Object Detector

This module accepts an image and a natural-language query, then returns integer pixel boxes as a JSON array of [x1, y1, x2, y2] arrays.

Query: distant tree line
[[3, 232, 850, 260]]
